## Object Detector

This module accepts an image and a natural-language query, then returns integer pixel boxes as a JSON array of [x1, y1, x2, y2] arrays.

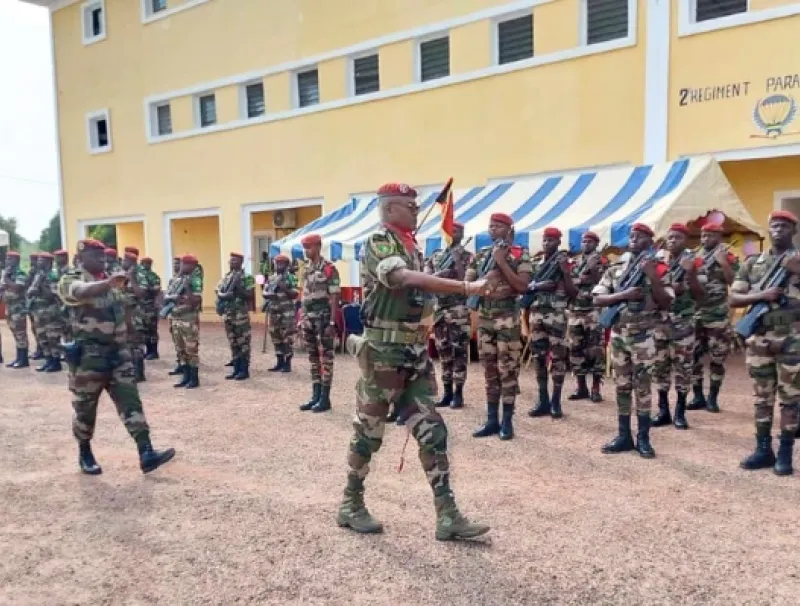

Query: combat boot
[[740, 432, 776, 470], [138, 439, 176, 474], [590, 375, 604, 402], [437, 382, 454, 408], [652, 391, 672, 427], [687, 381, 706, 410], [528, 379, 551, 417], [9, 348, 29, 369], [225, 359, 240, 380], [134, 358, 146, 383], [602, 415, 635, 454], [282, 355, 292, 373], [268, 355, 284, 372], [225, 359, 236, 367], [434, 494, 491, 541], [145, 344, 160, 361], [168, 364, 185, 376], [796, 425, 800, 439], [568, 375, 590, 401], [451, 383, 464, 409], [499, 404, 514, 440], [774, 431, 794, 476], [472, 402, 500, 438], [300, 383, 321, 411], [706, 380, 721, 413], [635, 414, 656, 459], [234, 360, 250, 381], [673, 391, 689, 430], [550, 383, 563, 419], [36, 357, 53, 373], [336, 477, 383, 534], [45, 357, 62, 373], [174, 366, 191, 388], [31, 346, 44, 361], [184, 366, 200, 389], [78, 440, 102, 475], [311, 385, 332, 412]]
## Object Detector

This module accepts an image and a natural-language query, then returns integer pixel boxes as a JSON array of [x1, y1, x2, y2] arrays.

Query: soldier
[[54, 249, 71, 276], [526, 227, 576, 419], [216, 252, 255, 381], [566, 231, 608, 403], [104, 248, 121, 274], [2, 251, 30, 369], [592, 223, 673, 459], [652, 224, 706, 430], [469, 213, 532, 441], [119, 252, 149, 382], [730, 210, 800, 475], [298, 233, 341, 413], [689, 223, 739, 413], [165, 256, 184, 377], [58, 238, 175, 476], [424, 223, 473, 410], [139, 257, 162, 360], [264, 253, 299, 372], [166, 254, 203, 389], [337, 181, 492, 540], [26, 253, 44, 361], [28, 253, 64, 373], [54, 250, 72, 346]]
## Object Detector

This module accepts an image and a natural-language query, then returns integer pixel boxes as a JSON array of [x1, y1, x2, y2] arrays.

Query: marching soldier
[[119, 252, 149, 382], [689, 223, 739, 412], [58, 238, 175, 476], [336, 181, 492, 540], [139, 257, 162, 360], [566, 231, 608, 403], [216, 252, 255, 381], [730, 210, 800, 475], [104, 248, 121, 274], [166, 254, 203, 389], [28, 253, 64, 373], [298, 233, 341, 413], [424, 222, 473, 409], [165, 257, 184, 377], [592, 223, 673, 459], [2, 251, 30, 369], [652, 224, 706, 430], [264, 253, 299, 372], [54, 250, 73, 345], [526, 227, 576, 420], [26, 253, 44, 361], [469, 213, 532, 441]]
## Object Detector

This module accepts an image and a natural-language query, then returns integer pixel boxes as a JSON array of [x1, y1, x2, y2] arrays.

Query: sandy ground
[[1, 324, 800, 606]]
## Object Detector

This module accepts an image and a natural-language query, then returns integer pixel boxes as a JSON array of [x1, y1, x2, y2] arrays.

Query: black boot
[[602, 415, 635, 453], [282, 355, 292, 373], [10, 348, 29, 369], [437, 382, 454, 408], [499, 404, 514, 440], [135, 358, 146, 383], [138, 439, 176, 474], [234, 360, 250, 381], [168, 364, 185, 376], [225, 359, 240, 380], [31, 347, 44, 361], [45, 357, 62, 373], [36, 356, 53, 372], [686, 381, 706, 410], [652, 391, 672, 426], [185, 366, 200, 389], [145, 343, 159, 361], [568, 375, 590, 401], [673, 391, 689, 430], [78, 440, 102, 475], [796, 425, 800, 439], [225, 359, 236, 367], [268, 355, 284, 372], [590, 375, 604, 402], [706, 380, 721, 413], [451, 383, 464, 409], [740, 432, 776, 470], [774, 431, 794, 476], [174, 366, 191, 388], [472, 403, 500, 438], [312, 385, 332, 412], [528, 379, 551, 417], [300, 383, 322, 411], [636, 414, 656, 458], [5, 348, 19, 368], [551, 383, 563, 419]]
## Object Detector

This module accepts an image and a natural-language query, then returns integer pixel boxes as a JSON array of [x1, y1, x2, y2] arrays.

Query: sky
[[0, 0, 58, 242]]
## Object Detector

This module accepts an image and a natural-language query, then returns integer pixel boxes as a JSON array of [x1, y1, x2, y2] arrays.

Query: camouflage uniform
[[141, 267, 162, 357], [216, 270, 255, 379], [24, 264, 43, 359], [172, 270, 203, 387], [120, 265, 149, 381], [265, 272, 299, 364], [29, 266, 66, 371], [3, 265, 29, 367], [56, 262, 73, 344]]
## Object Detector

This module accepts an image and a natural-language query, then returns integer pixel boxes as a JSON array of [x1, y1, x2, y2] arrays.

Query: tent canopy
[[0, 229, 8, 248], [271, 157, 764, 261]]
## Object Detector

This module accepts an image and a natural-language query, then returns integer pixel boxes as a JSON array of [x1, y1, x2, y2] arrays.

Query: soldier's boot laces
[[268, 355, 284, 372], [706, 380, 721, 413], [184, 366, 200, 389], [434, 495, 490, 542], [652, 391, 672, 426], [138, 441, 176, 474], [437, 382, 454, 408], [550, 384, 564, 419], [281, 355, 292, 373], [225, 359, 241, 380], [300, 383, 321, 411], [336, 490, 383, 534], [78, 440, 102, 475], [602, 415, 635, 454], [528, 380, 551, 417], [686, 382, 706, 410], [311, 385, 332, 412], [174, 366, 191, 388], [472, 403, 500, 438], [740, 434, 776, 470], [10, 348, 29, 369], [673, 391, 689, 429], [451, 383, 464, 409], [46, 357, 63, 373], [568, 375, 590, 401], [635, 414, 656, 459], [499, 404, 514, 440], [590, 375, 604, 402], [774, 431, 794, 476], [234, 360, 250, 381], [168, 364, 185, 376]]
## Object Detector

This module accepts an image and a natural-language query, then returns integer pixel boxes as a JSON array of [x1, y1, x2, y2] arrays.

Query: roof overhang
[[17, 0, 79, 11]]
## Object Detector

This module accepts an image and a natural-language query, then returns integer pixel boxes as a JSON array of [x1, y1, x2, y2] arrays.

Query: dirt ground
[[1, 324, 800, 606]]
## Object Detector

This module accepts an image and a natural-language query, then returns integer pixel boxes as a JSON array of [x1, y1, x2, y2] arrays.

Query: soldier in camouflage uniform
[[566, 231, 608, 403], [592, 223, 673, 459], [424, 222, 473, 409], [104, 248, 121, 274], [25, 253, 46, 361], [166, 254, 203, 389], [28, 253, 65, 373], [337, 182, 492, 540], [58, 238, 175, 476], [689, 223, 739, 413], [299, 233, 341, 413], [122, 252, 152, 382], [139, 256, 162, 360], [54, 249, 72, 347], [264, 253, 299, 372], [652, 224, 707, 430], [165, 257, 184, 376], [526, 227, 576, 420], [216, 252, 255, 381], [469, 213, 532, 441], [2, 251, 30, 369], [731, 210, 800, 475]]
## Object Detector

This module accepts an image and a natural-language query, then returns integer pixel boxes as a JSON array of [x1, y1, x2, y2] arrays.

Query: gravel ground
[[1, 324, 800, 606]]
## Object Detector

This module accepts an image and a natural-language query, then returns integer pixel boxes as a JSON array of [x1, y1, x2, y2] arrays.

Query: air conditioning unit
[[272, 209, 297, 229]]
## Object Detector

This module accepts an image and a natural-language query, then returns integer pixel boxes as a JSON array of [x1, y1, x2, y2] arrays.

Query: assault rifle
[[670, 249, 696, 283], [466, 239, 508, 311], [598, 250, 655, 329], [520, 250, 568, 308], [159, 274, 188, 319], [216, 269, 243, 316], [734, 252, 790, 339], [434, 237, 473, 274]]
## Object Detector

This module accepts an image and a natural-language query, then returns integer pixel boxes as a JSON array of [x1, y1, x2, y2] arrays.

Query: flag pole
[[414, 177, 453, 237]]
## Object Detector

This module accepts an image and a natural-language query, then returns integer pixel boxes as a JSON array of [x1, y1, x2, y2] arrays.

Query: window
[[87, 110, 111, 153], [419, 36, 450, 82], [352, 54, 380, 96], [244, 82, 265, 118], [497, 14, 533, 65], [585, 0, 629, 44], [197, 93, 217, 128], [151, 0, 167, 14], [155, 103, 172, 136], [81, 0, 106, 45], [695, 0, 747, 23], [296, 69, 320, 108]]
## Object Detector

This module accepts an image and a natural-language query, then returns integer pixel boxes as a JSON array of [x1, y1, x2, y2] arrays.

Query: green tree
[[0, 214, 22, 251], [87, 224, 117, 249], [38, 212, 62, 252]]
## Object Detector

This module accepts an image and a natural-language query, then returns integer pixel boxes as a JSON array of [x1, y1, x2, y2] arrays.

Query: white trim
[[194, 92, 217, 128], [141, 0, 210, 25], [679, 0, 800, 37], [643, 0, 669, 164], [773, 189, 800, 211], [76, 214, 149, 255], [163, 208, 222, 282], [80, 0, 106, 46], [149, 100, 173, 137], [684, 142, 800, 162], [491, 8, 535, 67], [291, 66, 320, 109], [578, 0, 636, 47], [48, 12, 67, 252], [413, 32, 451, 84], [347, 51, 381, 98], [85, 108, 112, 154], [239, 80, 266, 120]]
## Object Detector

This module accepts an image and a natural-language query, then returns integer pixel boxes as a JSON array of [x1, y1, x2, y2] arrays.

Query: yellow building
[[25, 0, 800, 305]]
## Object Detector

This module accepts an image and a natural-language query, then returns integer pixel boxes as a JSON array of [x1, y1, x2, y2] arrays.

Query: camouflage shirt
[[265, 272, 298, 317], [529, 251, 571, 311], [731, 250, 800, 314], [2, 267, 28, 312], [142, 268, 162, 303], [655, 250, 707, 319], [570, 251, 608, 312], [694, 246, 739, 308], [171, 271, 204, 319], [29, 269, 61, 310], [301, 257, 340, 315], [465, 245, 532, 315], [424, 245, 473, 310], [216, 271, 255, 313], [58, 269, 127, 350]]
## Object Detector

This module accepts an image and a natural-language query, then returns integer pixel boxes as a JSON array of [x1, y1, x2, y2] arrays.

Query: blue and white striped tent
[[271, 157, 763, 262]]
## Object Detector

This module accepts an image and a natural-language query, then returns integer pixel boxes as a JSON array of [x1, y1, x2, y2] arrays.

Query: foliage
[[0, 214, 22, 251], [38, 213, 63, 253], [87, 224, 117, 249]]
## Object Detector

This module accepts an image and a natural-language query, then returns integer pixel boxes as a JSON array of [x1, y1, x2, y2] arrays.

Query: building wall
[[115, 222, 146, 258], [170, 215, 221, 304], [721, 156, 800, 225]]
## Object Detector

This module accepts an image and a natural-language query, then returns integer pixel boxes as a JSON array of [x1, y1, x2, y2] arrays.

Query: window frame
[[154, 102, 173, 137], [293, 67, 321, 109], [579, 0, 632, 46], [81, 0, 107, 46], [348, 51, 381, 97], [240, 81, 266, 120], [690, 0, 749, 24], [415, 32, 451, 84], [195, 92, 218, 129], [86, 108, 112, 155], [492, 10, 534, 67]]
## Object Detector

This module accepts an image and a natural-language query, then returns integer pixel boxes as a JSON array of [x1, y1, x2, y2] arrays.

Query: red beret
[[301, 234, 322, 246], [769, 210, 798, 225], [30, 253, 40, 258], [377, 183, 417, 198], [181, 254, 198, 264], [668, 223, 689, 235], [701, 223, 724, 233], [543, 226, 562, 239], [77, 239, 106, 252], [631, 223, 654, 237], [124, 252, 138, 261], [141, 257, 152, 263], [124, 246, 139, 255], [274, 254, 290, 262], [229, 252, 244, 260], [490, 213, 513, 226], [38, 252, 54, 260], [53, 249, 68, 256], [104, 248, 117, 255], [5, 251, 20, 258], [582, 231, 600, 242]]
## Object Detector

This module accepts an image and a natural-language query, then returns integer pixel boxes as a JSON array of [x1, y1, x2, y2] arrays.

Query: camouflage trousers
[[224, 309, 252, 364], [433, 306, 470, 386], [168, 317, 179, 363], [478, 310, 522, 406], [302, 312, 334, 386], [348, 338, 451, 498], [745, 327, 800, 434], [32, 304, 66, 359], [68, 348, 150, 446], [29, 313, 40, 350], [693, 305, 731, 384], [610, 324, 658, 415], [142, 304, 159, 347], [529, 308, 569, 385], [567, 309, 606, 377], [653, 316, 695, 394], [172, 316, 200, 367], [269, 312, 296, 358], [5, 306, 28, 349], [127, 308, 147, 366]]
